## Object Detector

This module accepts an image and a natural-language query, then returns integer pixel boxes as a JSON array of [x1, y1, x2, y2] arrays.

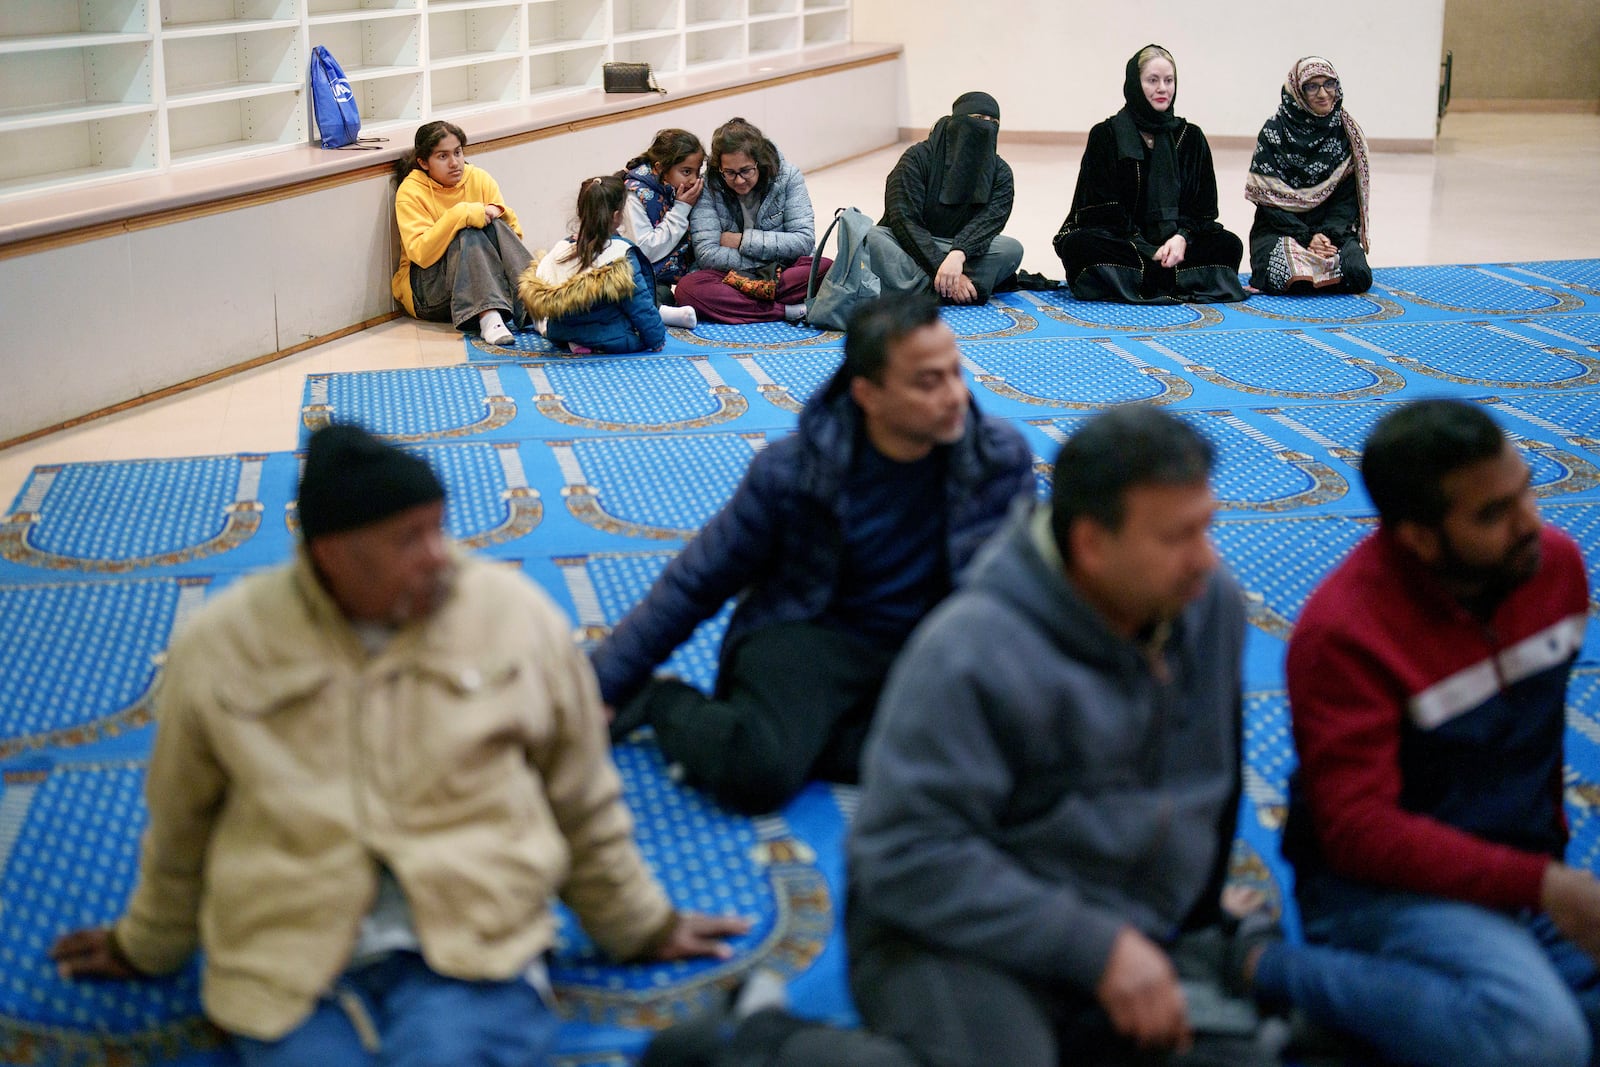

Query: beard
[[1437, 529, 1542, 604], [387, 560, 457, 625]]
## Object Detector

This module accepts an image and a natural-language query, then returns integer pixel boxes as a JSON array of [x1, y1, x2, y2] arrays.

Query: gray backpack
[[805, 207, 881, 330]]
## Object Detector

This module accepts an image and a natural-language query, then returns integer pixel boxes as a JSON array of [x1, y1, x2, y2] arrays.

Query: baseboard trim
[[0, 311, 401, 454], [900, 127, 1434, 153]]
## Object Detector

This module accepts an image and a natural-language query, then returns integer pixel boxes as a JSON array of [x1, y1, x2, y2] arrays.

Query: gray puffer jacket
[[688, 151, 816, 272]]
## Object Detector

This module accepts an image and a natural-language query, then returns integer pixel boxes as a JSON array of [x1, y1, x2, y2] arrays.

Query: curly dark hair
[[708, 117, 780, 199]]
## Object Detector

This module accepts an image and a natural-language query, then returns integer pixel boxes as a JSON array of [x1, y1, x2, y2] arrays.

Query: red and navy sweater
[[1284, 525, 1589, 910]]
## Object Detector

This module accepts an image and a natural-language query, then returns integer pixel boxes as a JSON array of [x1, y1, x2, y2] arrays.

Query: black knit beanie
[[298, 423, 445, 542]]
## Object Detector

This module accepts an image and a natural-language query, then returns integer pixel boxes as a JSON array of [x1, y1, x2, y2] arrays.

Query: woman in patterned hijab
[[1244, 56, 1373, 294]]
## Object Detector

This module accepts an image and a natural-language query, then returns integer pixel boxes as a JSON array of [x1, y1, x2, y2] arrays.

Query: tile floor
[[2, 112, 1597, 507]]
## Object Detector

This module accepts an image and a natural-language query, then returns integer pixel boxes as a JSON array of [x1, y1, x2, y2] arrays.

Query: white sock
[[783, 303, 807, 322], [660, 305, 697, 329], [478, 310, 513, 345], [734, 970, 790, 1019]]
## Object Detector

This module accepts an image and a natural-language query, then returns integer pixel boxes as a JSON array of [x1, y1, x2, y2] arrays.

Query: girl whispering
[[622, 128, 705, 305], [520, 175, 696, 354]]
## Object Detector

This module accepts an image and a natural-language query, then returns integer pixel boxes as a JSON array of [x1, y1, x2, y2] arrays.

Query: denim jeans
[[1253, 879, 1600, 1067], [232, 951, 560, 1067]]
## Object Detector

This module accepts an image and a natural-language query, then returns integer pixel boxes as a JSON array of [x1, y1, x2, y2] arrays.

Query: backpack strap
[[807, 207, 848, 300]]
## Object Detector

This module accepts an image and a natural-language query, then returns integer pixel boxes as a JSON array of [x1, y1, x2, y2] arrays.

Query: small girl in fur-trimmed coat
[[520, 175, 696, 354]]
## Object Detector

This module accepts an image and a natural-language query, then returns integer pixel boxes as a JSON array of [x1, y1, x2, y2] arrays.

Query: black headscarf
[[927, 91, 1000, 206], [1111, 45, 1182, 233]]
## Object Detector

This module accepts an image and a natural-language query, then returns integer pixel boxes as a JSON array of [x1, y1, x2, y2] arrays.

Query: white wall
[[853, 2, 1447, 143]]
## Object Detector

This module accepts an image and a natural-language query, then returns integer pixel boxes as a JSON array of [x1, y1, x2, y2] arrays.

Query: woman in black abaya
[[1053, 45, 1245, 304]]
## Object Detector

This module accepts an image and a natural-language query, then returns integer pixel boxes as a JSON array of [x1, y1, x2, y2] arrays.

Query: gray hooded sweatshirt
[[848, 501, 1245, 994]]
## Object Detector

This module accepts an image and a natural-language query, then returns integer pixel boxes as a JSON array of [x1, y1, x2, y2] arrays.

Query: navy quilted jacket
[[589, 365, 1035, 707]]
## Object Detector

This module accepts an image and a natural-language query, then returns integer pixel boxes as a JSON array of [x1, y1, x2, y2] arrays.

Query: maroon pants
[[674, 257, 831, 324]]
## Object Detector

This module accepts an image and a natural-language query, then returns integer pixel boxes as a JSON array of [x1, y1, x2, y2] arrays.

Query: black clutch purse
[[602, 62, 667, 94]]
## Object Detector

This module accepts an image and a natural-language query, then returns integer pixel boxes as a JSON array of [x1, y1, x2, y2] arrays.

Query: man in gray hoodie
[[643, 405, 1273, 1067], [844, 403, 1257, 1066]]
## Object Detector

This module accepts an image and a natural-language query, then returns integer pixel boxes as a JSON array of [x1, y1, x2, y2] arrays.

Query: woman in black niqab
[[871, 90, 1024, 304]]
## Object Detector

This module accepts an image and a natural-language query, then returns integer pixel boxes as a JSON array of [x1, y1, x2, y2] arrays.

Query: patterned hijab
[[1245, 56, 1371, 250]]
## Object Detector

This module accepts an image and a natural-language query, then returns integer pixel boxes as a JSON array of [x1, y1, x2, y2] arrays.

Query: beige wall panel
[[3, 237, 146, 436], [1443, 0, 1600, 102], [269, 177, 399, 348], [124, 209, 281, 396]]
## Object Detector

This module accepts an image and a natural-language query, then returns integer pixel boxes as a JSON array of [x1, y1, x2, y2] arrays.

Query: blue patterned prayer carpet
[[4, 260, 1600, 1064]]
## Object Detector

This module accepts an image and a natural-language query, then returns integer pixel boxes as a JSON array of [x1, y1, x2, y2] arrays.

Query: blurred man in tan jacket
[[53, 423, 745, 1066]]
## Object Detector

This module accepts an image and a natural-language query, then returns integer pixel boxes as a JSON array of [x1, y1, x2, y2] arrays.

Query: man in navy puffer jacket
[[592, 292, 1033, 813]]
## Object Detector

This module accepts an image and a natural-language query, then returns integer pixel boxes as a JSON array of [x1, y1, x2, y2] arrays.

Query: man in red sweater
[[1246, 398, 1600, 1066]]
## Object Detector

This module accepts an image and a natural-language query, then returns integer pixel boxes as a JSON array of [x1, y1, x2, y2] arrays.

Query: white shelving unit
[[0, 0, 852, 199], [802, 5, 846, 47], [308, 0, 420, 140], [0, 0, 159, 195]]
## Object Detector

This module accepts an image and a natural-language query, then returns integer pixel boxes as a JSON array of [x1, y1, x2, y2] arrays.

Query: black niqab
[[928, 91, 1000, 207]]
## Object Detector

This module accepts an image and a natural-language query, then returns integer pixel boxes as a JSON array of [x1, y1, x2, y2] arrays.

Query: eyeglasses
[[719, 165, 759, 183], [1303, 79, 1340, 97]]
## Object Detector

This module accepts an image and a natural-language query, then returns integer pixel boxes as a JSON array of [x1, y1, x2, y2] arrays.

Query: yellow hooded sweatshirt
[[391, 163, 524, 316]]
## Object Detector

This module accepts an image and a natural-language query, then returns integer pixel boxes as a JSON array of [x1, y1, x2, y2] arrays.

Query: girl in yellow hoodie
[[391, 121, 530, 346]]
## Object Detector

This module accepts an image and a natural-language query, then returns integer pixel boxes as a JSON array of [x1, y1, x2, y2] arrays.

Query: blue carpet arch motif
[[1513, 312, 1600, 350], [528, 356, 748, 433], [1, 458, 266, 574], [552, 434, 767, 540], [962, 337, 1189, 408], [5, 261, 1600, 1064], [1138, 330, 1405, 399], [0, 579, 210, 763], [669, 321, 841, 350], [1335, 320, 1600, 388], [732, 350, 845, 413], [1377, 264, 1584, 314], [1029, 411, 1349, 512], [283, 441, 544, 549], [1508, 261, 1600, 298], [1021, 288, 1226, 331], [1232, 290, 1405, 324], [937, 302, 1038, 338], [303, 366, 519, 440]]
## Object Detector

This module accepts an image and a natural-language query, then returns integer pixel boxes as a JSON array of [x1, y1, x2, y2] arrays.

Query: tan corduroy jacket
[[113, 548, 675, 1039]]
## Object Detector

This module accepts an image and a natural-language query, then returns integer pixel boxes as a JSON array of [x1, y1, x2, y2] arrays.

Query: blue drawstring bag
[[309, 46, 377, 150]]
